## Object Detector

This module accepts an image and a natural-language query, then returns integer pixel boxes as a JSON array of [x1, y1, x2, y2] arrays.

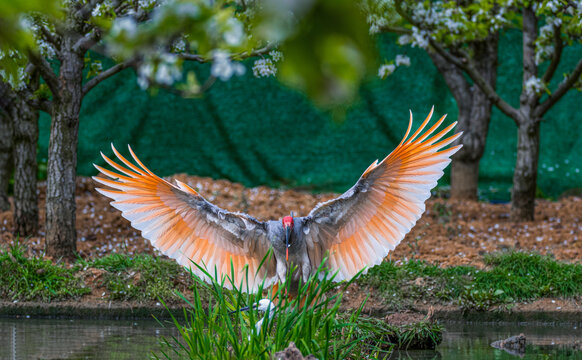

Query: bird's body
[[94, 108, 461, 293]]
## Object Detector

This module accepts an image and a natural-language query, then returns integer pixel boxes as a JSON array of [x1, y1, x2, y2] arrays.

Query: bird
[[93, 107, 461, 294]]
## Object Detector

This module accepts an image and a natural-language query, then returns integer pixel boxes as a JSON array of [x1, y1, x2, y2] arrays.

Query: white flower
[[211, 50, 245, 81], [395, 54, 410, 67], [173, 39, 186, 52], [397, 34, 412, 45], [378, 64, 396, 79], [252, 58, 276, 77], [223, 18, 244, 46], [154, 54, 181, 85], [110, 17, 137, 38], [137, 63, 153, 89], [524, 76, 545, 96], [411, 27, 429, 49], [269, 50, 283, 62]]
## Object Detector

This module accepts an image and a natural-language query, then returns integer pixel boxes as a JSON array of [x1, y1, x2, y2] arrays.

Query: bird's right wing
[[302, 108, 461, 281], [93, 145, 277, 292]]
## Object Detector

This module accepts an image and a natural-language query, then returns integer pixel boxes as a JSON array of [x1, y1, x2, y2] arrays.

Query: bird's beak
[[229, 305, 253, 314], [285, 226, 291, 262]]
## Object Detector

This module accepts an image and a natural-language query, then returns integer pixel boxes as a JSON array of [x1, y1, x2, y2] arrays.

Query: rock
[[491, 333, 526, 356], [273, 342, 318, 360]]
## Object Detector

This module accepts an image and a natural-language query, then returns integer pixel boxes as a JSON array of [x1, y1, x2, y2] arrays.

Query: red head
[[282, 215, 294, 229], [282, 212, 294, 262]]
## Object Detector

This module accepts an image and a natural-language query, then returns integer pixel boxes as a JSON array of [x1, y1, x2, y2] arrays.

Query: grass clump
[[0, 243, 90, 301], [478, 251, 582, 299], [82, 254, 194, 302], [157, 259, 390, 360]]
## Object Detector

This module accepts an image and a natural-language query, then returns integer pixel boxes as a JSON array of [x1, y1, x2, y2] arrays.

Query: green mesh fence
[[38, 33, 582, 200]]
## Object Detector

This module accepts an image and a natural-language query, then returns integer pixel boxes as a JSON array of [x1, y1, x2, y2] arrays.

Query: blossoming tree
[[366, 0, 501, 201], [374, 0, 582, 221]]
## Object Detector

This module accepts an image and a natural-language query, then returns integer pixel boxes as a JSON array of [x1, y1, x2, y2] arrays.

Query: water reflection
[[0, 318, 179, 360], [0, 318, 581, 359]]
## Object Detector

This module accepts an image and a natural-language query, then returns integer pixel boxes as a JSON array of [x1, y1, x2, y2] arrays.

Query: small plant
[[156, 257, 388, 359], [433, 202, 452, 223], [458, 288, 508, 312]]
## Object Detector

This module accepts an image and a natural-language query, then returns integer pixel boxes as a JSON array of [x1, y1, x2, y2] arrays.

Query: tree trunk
[[511, 119, 539, 221], [429, 35, 498, 200], [12, 93, 39, 236], [45, 47, 84, 259], [510, 6, 539, 222], [0, 108, 13, 212]]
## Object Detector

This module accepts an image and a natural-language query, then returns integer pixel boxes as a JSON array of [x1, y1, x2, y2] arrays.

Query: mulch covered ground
[[0, 175, 581, 267]]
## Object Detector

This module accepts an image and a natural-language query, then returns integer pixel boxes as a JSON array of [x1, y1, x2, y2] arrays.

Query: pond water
[[0, 318, 580, 359]]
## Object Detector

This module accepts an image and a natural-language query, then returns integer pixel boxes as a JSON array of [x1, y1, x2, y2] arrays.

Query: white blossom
[[110, 17, 137, 38], [173, 39, 186, 52], [397, 34, 412, 45], [211, 50, 245, 81], [155, 54, 181, 85], [378, 63, 396, 79], [137, 53, 181, 89], [411, 27, 429, 49], [269, 50, 284, 62], [252, 58, 277, 77], [395, 54, 410, 67], [223, 18, 244, 46], [524, 76, 545, 96]]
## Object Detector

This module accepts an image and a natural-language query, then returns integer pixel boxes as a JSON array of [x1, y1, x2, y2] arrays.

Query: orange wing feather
[[304, 108, 462, 281], [93, 145, 276, 292]]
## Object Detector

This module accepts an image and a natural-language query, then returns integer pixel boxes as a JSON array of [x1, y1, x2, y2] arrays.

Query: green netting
[[38, 33, 582, 200]]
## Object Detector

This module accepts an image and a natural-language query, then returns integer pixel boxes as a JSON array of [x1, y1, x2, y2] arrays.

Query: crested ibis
[[93, 108, 461, 293]]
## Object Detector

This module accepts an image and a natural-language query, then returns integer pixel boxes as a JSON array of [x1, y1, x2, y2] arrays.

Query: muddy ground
[[0, 175, 581, 318]]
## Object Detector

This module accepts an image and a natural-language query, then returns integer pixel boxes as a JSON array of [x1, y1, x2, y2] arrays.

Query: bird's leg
[[301, 257, 311, 283]]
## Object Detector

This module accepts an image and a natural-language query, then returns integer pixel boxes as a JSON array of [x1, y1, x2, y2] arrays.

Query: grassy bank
[[1, 244, 581, 312], [360, 252, 582, 312]]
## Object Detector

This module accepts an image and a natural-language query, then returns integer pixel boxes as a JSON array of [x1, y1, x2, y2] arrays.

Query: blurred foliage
[[0, 0, 59, 84], [105, 0, 378, 111], [256, 0, 376, 110]]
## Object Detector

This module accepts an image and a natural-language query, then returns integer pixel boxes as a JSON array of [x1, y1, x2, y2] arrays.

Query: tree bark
[[0, 105, 13, 212], [45, 45, 84, 259], [12, 82, 40, 236], [429, 35, 498, 200], [511, 118, 539, 221]]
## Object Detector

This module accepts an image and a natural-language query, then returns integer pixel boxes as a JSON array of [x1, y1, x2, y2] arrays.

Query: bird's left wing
[[93, 145, 277, 292], [302, 108, 461, 281]]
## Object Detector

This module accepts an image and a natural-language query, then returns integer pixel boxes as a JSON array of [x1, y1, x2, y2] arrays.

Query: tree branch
[[535, 57, 582, 118], [178, 44, 277, 63], [428, 49, 472, 106], [26, 51, 59, 98], [429, 39, 519, 123], [82, 60, 136, 96], [377, 25, 411, 35], [541, 24, 563, 84], [73, 29, 101, 53], [39, 24, 61, 51]]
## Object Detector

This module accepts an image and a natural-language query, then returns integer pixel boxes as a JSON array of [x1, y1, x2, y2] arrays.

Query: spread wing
[[302, 108, 462, 281], [93, 145, 277, 292]]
